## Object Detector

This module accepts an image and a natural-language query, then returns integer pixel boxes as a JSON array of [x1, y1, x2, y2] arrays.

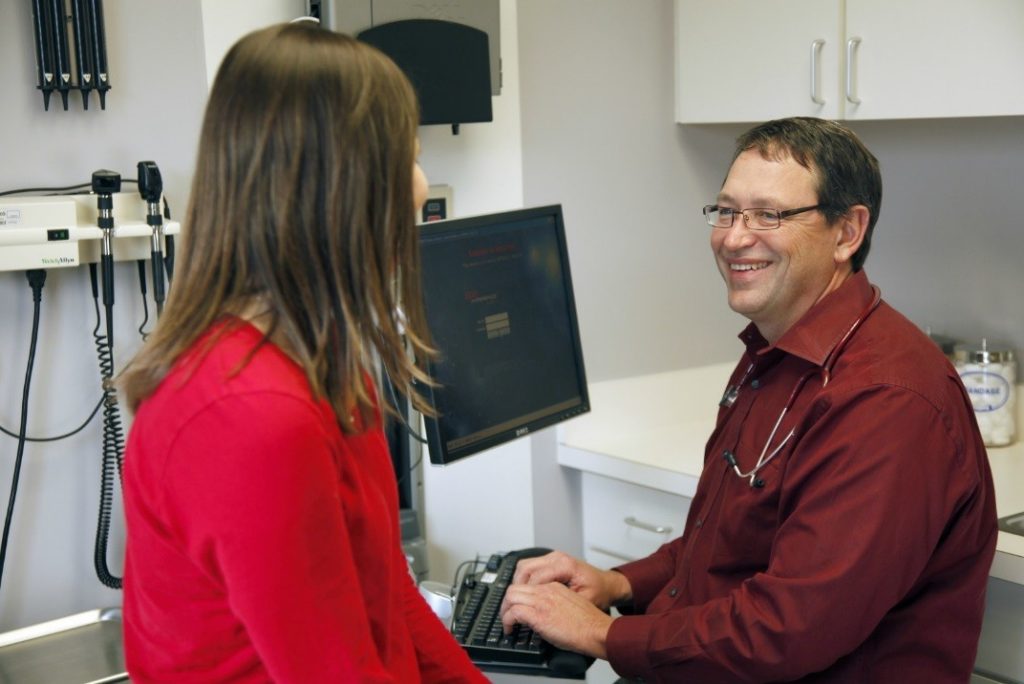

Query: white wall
[[0, 1, 209, 631], [199, 0, 307, 86], [517, 1, 746, 382]]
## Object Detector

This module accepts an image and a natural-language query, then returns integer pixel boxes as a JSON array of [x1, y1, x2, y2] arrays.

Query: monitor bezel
[[417, 204, 590, 466]]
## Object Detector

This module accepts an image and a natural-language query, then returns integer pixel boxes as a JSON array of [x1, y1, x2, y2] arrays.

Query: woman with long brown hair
[[119, 22, 485, 682]]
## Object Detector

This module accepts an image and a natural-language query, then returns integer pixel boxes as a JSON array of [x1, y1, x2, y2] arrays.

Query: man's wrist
[[589, 612, 614, 660], [605, 569, 633, 606]]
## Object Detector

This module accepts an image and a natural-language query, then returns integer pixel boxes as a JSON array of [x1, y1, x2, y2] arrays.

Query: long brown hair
[[120, 22, 434, 431]]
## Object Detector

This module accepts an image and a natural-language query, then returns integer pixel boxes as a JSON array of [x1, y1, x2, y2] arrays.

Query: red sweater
[[123, 321, 486, 683]]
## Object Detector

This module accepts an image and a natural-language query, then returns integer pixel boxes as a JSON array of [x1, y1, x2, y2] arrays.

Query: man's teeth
[[730, 262, 769, 272]]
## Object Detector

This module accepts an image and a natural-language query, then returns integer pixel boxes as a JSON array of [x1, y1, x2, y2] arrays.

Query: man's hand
[[511, 551, 632, 610], [499, 580, 614, 658], [498, 551, 633, 658]]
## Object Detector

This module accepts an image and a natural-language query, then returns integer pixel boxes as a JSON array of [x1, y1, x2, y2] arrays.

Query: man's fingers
[[499, 581, 613, 658], [513, 551, 575, 585], [500, 603, 527, 633], [512, 552, 558, 585], [500, 585, 538, 632]]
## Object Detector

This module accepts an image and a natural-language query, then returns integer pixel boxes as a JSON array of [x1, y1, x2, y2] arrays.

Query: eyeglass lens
[[704, 206, 782, 230]]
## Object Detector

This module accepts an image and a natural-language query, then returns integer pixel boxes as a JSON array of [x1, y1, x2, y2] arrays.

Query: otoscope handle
[[151, 250, 166, 305], [100, 253, 114, 308], [164, 234, 175, 282], [100, 252, 115, 348]]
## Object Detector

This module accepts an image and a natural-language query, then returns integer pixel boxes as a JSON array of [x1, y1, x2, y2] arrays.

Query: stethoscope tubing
[[726, 286, 883, 488]]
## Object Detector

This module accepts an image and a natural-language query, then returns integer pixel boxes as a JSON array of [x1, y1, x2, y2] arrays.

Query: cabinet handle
[[589, 545, 636, 562], [846, 37, 862, 105], [809, 39, 825, 105], [624, 516, 672, 535]]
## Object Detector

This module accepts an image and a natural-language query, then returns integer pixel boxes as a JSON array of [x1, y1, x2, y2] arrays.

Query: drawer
[[581, 471, 691, 568]]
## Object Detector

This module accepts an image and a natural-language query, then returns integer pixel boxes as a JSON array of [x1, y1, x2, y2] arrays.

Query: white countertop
[[559, 363, 1024, 585]]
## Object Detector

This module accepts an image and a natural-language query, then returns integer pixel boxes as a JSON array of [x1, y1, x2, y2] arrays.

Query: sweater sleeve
[[161, 392, 398, 683], [392, 542, 489, 683]]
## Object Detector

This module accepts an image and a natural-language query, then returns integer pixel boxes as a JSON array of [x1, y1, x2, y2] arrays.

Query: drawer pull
[[624, 516, 672, 535], [589, 545, 637, 562]]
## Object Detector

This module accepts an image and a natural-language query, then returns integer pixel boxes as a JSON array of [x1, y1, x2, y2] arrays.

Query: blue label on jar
[[959, 370, 1011, 412]]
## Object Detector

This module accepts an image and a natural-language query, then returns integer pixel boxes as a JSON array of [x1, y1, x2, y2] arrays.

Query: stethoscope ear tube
[[723, 286, 883, 489]]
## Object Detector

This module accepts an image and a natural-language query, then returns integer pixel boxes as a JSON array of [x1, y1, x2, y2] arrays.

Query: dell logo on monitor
[[515, 427, 530, 437]]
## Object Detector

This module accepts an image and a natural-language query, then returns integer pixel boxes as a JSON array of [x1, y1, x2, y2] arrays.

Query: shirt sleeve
[[393, 542, 490, 683], [606, 384, 982, 682], [161, 392, 398, 683], [613, 538, 683, 614]]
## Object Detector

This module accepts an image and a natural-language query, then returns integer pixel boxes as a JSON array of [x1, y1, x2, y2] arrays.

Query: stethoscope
[[720, 286, 882, 488]]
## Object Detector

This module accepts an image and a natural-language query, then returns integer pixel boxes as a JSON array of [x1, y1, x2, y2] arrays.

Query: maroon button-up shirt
[[606, 271, 997, 683]]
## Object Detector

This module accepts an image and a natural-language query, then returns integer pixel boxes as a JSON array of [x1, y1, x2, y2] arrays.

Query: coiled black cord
[[0, 269, 47, 593], [89, 263, 123, 589]]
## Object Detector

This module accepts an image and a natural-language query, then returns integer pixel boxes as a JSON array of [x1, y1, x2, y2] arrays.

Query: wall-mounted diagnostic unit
[[0, 192, 180, 273]]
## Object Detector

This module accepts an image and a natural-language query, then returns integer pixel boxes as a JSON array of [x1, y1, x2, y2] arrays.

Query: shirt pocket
[[706, 443, 791, 577]]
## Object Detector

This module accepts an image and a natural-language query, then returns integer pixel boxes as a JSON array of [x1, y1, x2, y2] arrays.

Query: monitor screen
[[417, 205, 590, 465]]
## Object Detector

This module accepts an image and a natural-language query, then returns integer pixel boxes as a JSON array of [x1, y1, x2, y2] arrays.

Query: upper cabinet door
[[844, 0, 1024, 120], [674, 0, 842, 124]]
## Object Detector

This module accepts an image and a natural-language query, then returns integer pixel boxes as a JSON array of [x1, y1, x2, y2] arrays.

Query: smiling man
[[500, 117, 998, 683]]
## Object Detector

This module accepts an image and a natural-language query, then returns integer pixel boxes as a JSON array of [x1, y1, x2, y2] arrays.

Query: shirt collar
[[738, 270, 877, 367]]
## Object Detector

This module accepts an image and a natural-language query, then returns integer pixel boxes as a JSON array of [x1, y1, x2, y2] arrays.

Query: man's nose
[[720, 215, 758, 249]]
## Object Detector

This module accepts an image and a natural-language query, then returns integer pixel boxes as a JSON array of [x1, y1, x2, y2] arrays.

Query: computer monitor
[[417, 204, 590, 465]]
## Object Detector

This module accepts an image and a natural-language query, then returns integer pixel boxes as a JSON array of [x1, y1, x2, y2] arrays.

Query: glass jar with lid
[[954, 340, 1017, 447]]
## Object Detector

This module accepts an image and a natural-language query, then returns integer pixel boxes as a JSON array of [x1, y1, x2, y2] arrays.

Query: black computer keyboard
[[451, 548, 591, 679]]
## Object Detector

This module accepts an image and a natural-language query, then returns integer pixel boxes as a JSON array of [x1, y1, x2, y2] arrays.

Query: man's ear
[[835, 205, 869, 266]]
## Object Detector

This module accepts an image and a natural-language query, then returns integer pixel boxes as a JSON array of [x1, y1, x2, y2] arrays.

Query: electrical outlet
[[421, 184, 453, 224]]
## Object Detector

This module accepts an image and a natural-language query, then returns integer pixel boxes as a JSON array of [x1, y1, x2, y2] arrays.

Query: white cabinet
[[675, 0, 842, 123], [675, 0, 1024, 123], [845, 0, 1024, 120], [580, 471, 691, 569]]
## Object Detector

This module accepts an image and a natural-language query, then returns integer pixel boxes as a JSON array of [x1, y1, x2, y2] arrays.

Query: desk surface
[[559, 363, 1024, 585]]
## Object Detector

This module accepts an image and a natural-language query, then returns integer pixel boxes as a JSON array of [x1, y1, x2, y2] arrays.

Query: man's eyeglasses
[[703, 204, 824, 231]]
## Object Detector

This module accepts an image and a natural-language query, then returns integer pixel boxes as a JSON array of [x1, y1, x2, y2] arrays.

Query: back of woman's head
[[122, 22, 431, 429]]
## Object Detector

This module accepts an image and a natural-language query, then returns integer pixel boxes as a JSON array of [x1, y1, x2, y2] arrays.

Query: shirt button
[[668, 587, 679, 597], [694, 518, 703, 528], [751, 378, 762, 389]]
